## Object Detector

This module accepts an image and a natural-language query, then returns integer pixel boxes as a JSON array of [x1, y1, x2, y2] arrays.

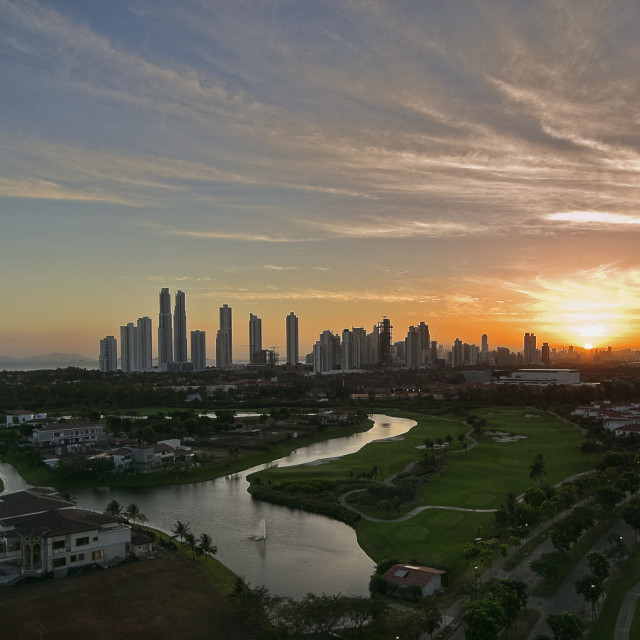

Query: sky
[[2, 0, 640, 360]]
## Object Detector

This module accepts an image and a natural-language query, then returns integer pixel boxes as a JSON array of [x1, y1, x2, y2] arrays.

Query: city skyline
[[3, 2, 640, 357], [96, 286, 618, 367]]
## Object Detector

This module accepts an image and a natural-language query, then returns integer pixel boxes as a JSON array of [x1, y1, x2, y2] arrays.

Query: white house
[[31, 424, 105, 449], [0, 488, 130, 584], [6, 411, 47, 427]]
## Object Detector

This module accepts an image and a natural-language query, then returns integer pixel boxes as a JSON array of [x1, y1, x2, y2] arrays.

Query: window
[[53, 557, 66, 568], [53, 540, 65, 550], [92, 549, 104, 561], [75, 536, 89, 547], [93, 537, 98, 541], [8, 542, 20, 552]]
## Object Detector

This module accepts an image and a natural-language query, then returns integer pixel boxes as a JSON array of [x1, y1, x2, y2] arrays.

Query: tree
[[124, 502, 146, 526], [463, 598, 506, 640], [586, 550, 609, 583], [546, 612, 584, 640], [197, 532, 217, 561], [530, 553, 569, 582], [183, 532, 201, 559], [623, 502, 640, 541], [105, 499, 122, 519], [172, 520, 191, 543], [575, 574, 603, 621], [529, 453, 547, 487], [342, 595, 384, 637]]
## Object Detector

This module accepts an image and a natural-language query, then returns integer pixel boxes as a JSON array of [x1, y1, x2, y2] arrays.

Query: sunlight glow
[[518, 267, 640, 345]]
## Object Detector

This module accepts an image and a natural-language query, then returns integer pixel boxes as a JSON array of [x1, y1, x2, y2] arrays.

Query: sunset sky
[[2, 0, 640, 360]]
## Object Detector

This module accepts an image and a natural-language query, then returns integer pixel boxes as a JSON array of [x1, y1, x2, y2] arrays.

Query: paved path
[[614, 579, 640, 640]]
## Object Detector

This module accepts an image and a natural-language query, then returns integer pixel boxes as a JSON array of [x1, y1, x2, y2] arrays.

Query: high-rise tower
[[249, 313, 262, 364], [137, 316, 152, 370], [524, 332, 537, 365], [191, 330, 207, 371], [99, 335, 118, 372], [216, 304, 232, 368], [286, 312, 299, 365], [173, 290, 187, 364], [158, 288, 173, 370], [120, 322, 137, 372]]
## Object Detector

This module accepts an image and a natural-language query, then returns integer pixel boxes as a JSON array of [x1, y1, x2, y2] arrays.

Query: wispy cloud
[[547, 211, 640, 226]]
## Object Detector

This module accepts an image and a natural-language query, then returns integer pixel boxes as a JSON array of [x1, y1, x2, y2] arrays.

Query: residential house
[[6, 410, 47, 428], [31, 424, 105, 450], [380, 564, 447, 600], [0, 488, 130, 584]]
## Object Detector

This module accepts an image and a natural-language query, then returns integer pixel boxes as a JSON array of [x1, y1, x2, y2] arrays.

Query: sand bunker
[[485, 430, 528, 443]]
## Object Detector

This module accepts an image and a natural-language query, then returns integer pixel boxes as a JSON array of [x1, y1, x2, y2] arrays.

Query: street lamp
[[524, 523, 528, 552]]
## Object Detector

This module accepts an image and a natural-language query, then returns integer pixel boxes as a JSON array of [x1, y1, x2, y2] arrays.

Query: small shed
[[127, 532, 155, 557], [381, 564, 446, 600]]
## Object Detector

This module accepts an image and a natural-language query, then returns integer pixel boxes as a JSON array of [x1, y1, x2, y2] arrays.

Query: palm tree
[[184, 532, 201, 559], [198, 532, 217, 561], [529, 453, 547, 487], [105, 499, 122, 519], [124, 503, 147, 526], [172, 520, 191, 543]]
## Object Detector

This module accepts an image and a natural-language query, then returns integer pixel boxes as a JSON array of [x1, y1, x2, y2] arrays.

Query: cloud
[[262, 265, 299, 271], [547, 211, 640, 226], [302, 218, 485, 239]]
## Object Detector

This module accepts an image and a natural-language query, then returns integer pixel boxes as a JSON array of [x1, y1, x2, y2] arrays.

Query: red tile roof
[[382, 564, 446, 589]]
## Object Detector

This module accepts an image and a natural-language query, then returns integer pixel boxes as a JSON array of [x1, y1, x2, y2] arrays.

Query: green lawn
[[252, 408, 591, 582], [357, 508, 496, 578]]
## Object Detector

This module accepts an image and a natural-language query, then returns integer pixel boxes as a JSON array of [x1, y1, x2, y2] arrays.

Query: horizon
[[2, 2, 640, 358]]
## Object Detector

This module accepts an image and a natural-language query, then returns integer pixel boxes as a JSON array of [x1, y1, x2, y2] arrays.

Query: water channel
[[0, 414, 416, 598]]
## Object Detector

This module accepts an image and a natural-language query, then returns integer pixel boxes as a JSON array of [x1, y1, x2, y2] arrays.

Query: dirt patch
[[0, 549, 254, 640]]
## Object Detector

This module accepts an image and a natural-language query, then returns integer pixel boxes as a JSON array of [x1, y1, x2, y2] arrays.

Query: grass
[[0, 531, 254, 640], [588, 543, 640, 639], [250, 407, 591, 583], [357, 509, 496, 579]]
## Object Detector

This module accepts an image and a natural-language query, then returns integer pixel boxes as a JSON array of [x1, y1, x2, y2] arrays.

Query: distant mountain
[[0, 353, 99, 366]]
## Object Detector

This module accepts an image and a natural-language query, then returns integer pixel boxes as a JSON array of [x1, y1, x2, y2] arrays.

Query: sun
[[583, 343, 593, 350]]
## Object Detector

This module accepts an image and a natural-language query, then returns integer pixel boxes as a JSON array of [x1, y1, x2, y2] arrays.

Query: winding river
[[0, 414, 415, 598]]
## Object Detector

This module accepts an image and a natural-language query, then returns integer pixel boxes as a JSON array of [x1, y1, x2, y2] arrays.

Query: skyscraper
[[378, 317, 392, 367], [191, 330, 207, 371], [158, 288, 173, 370], [216, 304, 232, 368], [136, 316, 152, 370], [120, 322, 137, 372], [99, 335, 117, 372], [524, 332, 537, 365], [286, 312, 299, 365], [173, 290, 187, 364], [249, 313, 262, 364]]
